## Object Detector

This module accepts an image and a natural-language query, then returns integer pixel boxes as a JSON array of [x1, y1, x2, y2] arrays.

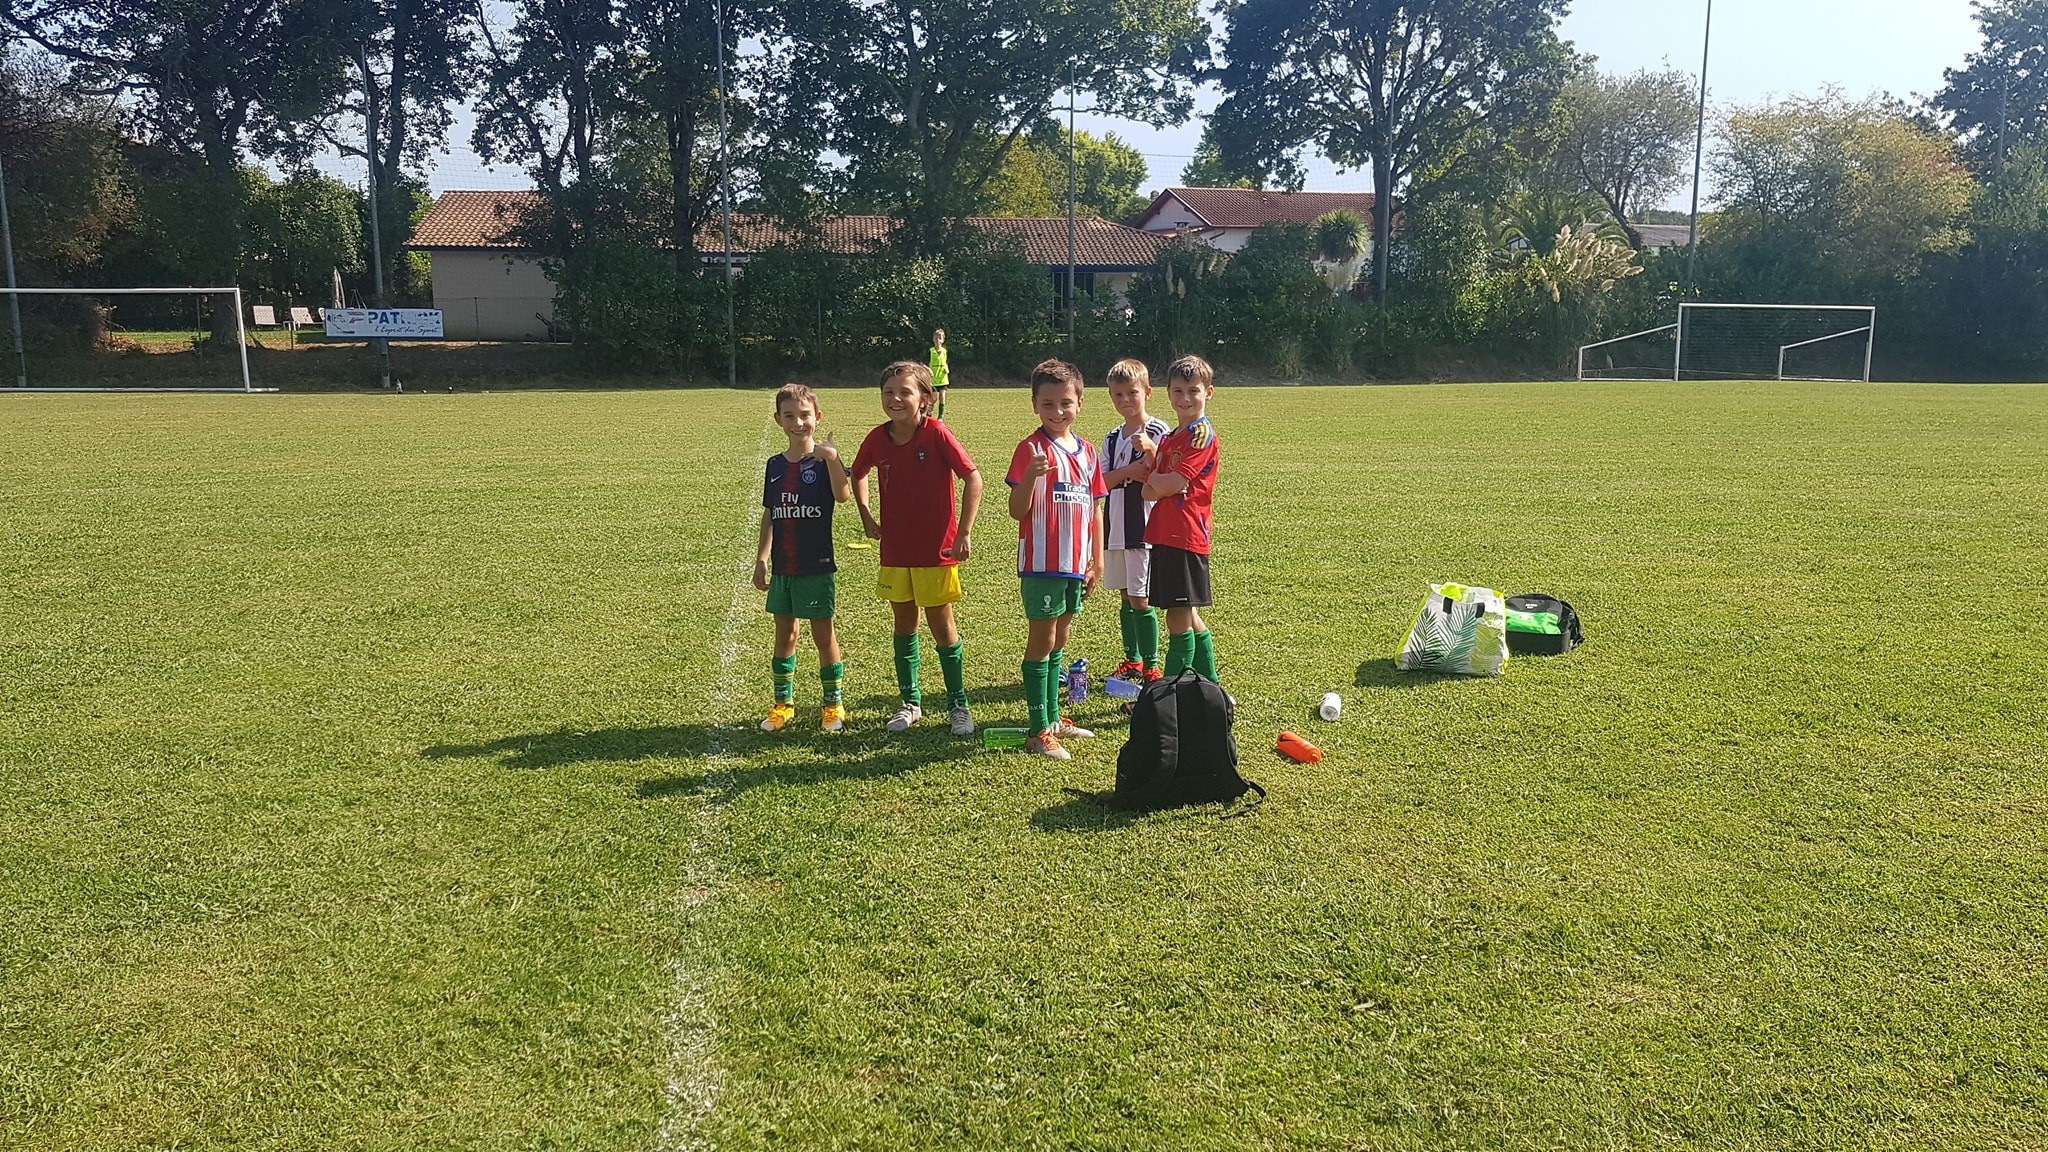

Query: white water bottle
[[1318, 692, 1342, 722]]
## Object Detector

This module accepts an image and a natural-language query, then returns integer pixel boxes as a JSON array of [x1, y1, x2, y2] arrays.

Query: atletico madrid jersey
[[762, 452, 836, 577], [1144, 416, 1219, 555], [1101, 416, 1171, 551], [1006, 429, 1108, 578], [850, 417, 977, 568]]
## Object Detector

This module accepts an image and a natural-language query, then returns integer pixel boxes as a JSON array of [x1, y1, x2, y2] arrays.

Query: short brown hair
[[1105, 359, 1150, 390], [1029, 357, 1084, 398], [879, 360, 936, 415], [774, 382, 819, 416], [1165, 355, 1214, 389]]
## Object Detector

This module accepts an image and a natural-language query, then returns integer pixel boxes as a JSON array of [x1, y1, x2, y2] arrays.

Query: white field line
[[657, 414, 777, 1152]]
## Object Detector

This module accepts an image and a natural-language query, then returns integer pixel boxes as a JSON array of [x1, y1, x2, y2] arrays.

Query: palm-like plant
[[1312, 209, 1370, 292]]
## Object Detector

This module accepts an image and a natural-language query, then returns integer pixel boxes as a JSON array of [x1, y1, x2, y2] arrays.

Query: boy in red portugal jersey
[[852, 361, 984, 735], [1142, 355, 1222, 682], [752, 384, 852, 731], [1005, 358, 1108, 761]]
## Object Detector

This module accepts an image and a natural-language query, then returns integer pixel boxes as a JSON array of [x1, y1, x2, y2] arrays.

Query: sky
[[416, 0, 1985, 204]]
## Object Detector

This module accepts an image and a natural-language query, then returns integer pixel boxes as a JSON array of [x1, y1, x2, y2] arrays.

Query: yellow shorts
[[877, 564, 963, 608]]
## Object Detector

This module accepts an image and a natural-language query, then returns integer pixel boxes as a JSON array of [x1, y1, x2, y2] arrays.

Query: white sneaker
[[949, 706, 976, 736], [1052, 717, 1094, 739], [885, 702, 923, 732]]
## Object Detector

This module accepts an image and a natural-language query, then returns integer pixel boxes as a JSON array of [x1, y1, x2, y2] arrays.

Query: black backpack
[[1504, 593, 1585, 655], [1112, 672, 1264, 812]]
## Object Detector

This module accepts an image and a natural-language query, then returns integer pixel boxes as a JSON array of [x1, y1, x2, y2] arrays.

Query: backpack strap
[[1220, 780, 1266, 819]]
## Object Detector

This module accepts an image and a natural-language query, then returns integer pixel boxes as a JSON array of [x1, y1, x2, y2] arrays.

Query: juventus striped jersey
[[1005, 429, 1108, 578], [1101, 416, 1171, 551]]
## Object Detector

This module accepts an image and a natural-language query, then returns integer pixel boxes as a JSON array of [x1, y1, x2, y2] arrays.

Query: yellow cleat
[[820, 704, 847, 732], [761, 702, 796, 732]]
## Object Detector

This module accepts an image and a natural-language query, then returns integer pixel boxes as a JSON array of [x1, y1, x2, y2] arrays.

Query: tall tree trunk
[[1372, 151, 1395, 301]]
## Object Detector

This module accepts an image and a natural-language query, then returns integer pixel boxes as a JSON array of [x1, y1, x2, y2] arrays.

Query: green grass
[[3, 382, 2045, 1150]]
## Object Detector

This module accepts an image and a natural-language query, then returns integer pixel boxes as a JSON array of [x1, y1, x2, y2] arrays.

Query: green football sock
[[938, 640, 967, 711], [1118, 605, 1139, 663], [771, 654, 796, 704], [1022, 659, 1050, 735], [893, 633, 921, 705], [1164, 630, 1195, 677], [1193, 629, 1219, 682], [820, 661, 844, 707], [1138, 608, 1161, 670], [1049, 647, 1066, 722]]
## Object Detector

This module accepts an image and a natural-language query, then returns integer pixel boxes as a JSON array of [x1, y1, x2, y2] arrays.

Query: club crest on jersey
[[916, 449, 929, 462], [800, 464, 819, 484]]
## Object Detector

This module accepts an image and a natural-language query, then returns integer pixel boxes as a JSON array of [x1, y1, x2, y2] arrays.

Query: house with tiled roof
[[408, 190, 1172, 340], [1132, 187, 1384, 257]]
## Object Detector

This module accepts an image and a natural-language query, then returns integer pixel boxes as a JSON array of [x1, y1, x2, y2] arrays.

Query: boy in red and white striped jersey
[[1004, 358, 1108, 760]]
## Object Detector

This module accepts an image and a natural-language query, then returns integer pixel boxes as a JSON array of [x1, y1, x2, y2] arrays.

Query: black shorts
[[1148, 544, 1212, 608]]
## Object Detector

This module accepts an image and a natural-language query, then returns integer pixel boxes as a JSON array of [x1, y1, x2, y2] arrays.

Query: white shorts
[[1102, 547, 1151, 598]]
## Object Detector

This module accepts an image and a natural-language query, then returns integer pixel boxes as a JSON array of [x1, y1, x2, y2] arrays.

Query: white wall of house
[[429, 251, 557, 340]]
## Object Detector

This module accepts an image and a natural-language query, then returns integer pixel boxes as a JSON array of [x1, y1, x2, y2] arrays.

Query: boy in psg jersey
[[1005, 358, 1108, 761], [1142, 355, 1222, 683], [753, 383, 853, 732]]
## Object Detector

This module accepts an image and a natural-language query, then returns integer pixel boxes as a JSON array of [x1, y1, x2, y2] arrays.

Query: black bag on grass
[[1504, 593, 1584, 655], [1112, 672, 1263, 811]]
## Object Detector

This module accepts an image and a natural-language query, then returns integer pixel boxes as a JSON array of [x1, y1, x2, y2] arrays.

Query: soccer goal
[[1, 286, 266, 392], [1579, 303, 1877, 382]]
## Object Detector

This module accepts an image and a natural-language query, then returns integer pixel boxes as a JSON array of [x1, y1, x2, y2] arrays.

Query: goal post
[[0, 286, 266, 392], [1579, 303, 1877, 382]]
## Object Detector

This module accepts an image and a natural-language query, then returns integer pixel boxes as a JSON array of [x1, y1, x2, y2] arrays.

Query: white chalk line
[[656, 414, 778, 1152]]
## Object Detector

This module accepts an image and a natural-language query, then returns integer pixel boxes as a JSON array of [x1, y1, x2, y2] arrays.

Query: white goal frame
[[1579, 303, 1877, 382], [1, 286, 269, 392]]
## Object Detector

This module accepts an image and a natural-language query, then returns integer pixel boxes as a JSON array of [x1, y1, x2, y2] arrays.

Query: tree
[[1212, 0, 1572, 298], [789, 0, 1207, 254], [0, 46, 133, 282], [7, 0, 348, 337], [1313, 208, 1368, 290], [1706, 95, 1975, 300], [263, 0, 473, 303], [1935, 0, 2048, 166], [982, 127, 1151, 219], [1552, 67, 1697, 248]]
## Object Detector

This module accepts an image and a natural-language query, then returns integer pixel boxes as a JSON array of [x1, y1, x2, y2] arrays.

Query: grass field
[[3, 381, 2046, 1150]]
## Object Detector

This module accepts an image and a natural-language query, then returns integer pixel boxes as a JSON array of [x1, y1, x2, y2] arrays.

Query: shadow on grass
[[1030, 789, 1145, 833], [424, 720, 982, 805], [1354, 657, 1460, 689]]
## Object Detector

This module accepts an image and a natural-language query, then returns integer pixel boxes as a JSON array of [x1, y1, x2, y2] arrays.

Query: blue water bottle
[[1066, 657, 1088, 704]]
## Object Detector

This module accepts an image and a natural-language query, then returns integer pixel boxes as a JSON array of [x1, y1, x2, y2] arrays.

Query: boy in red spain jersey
[[852, 361, 984, 736], [1097, 358, 1171, 683], [752, 384, 852, 732], [1142, 355, 1222, 682], [1005, 358, 1107, 760]]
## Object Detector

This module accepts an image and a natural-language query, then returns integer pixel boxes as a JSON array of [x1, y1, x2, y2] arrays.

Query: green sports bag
[[1504, 593, 1584, 655]]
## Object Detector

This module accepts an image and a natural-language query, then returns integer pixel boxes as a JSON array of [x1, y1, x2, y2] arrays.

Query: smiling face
[[1166, 374, 1210, 424], [775, 392, 819, 444], [880, 368, 929, 428], [1033, 378, 1083, 437]]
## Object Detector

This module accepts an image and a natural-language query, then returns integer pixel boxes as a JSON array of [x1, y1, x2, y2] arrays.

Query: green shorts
[[1020, 575, 1084, 621], [767, 572, 836, 620]]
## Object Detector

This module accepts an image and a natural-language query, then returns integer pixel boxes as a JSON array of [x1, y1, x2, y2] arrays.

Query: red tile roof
[[408, 192, 1172, 268], [1135, 186, 1381, 231]]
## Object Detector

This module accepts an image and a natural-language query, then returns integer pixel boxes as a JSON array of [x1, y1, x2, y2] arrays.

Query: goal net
[[1579, 303, 1876, 382], [1, 287, 262, 392]]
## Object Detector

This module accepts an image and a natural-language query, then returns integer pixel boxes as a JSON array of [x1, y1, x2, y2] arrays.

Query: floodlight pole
[[717, 0, 735, 388], [1067, 59, 1077, 350], [361, 49, 394, 392], [0, 141, 25, 389], [1685, 0, 1712, 294]]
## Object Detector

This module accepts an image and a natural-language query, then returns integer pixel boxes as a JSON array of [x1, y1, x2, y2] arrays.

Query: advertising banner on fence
[[324, 309, 445, 338]]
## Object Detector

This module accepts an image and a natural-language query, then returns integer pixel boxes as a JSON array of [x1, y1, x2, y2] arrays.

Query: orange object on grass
[[1276, 731, 1323, 764]]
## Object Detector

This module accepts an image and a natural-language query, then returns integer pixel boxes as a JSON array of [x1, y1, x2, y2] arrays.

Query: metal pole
[[361, 50, 393, 391], [1067, 59, 1077, 350], [1673, 303, 1686, 381], [233, 288, 253, 391], [1863, 308, 1876, 383], [717, 0, 735, 387], [1685, 0, 1712, 294], [0, 142, 26, 388]]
